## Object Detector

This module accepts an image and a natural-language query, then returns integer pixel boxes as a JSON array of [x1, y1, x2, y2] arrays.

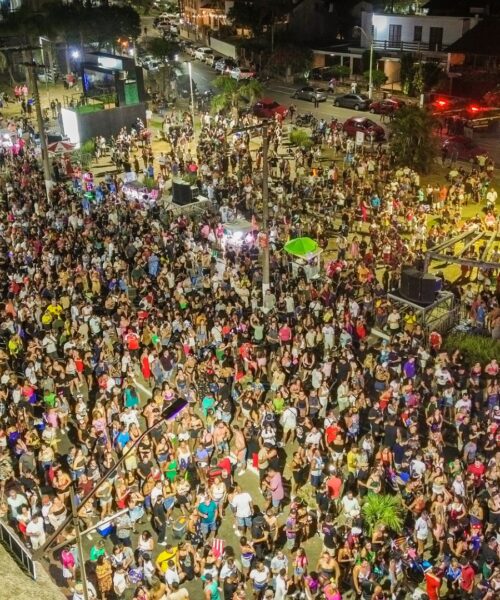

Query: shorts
[[237, 516, 252, 529], [200, 521, 216, 536], [272, 498, 282, 509]]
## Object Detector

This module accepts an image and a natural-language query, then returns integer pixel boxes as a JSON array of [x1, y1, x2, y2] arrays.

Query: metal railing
[[372, 39, 448, 53], [0, 519, 36, 580]]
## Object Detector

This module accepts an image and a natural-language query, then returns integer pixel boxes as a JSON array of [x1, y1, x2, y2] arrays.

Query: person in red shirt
[[325, 467, 342, 505], [459, 559, 476, 596], [467, 458, 486, 487], [425, 567, 442, 600]]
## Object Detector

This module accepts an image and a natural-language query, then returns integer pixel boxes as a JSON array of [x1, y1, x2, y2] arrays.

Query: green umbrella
[[283, 236, 319, 257]]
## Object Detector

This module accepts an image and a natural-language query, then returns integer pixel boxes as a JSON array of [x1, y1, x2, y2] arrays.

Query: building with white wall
[[360, 10, 479, 53]]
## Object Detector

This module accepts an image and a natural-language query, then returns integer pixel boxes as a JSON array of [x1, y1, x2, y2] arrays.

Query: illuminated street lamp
[[354, 25, 374, 100]]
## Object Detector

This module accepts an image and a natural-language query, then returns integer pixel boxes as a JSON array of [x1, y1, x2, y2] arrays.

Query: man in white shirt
[[414, 512, 430, 555], [26, 514, 46, 550], [230, 486, 253, 535]]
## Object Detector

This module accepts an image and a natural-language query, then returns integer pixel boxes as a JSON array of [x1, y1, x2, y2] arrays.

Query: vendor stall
[[121, 176, 159, 206], [283, 236, 322, 281]]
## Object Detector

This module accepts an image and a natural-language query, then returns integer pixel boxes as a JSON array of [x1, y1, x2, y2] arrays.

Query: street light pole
[[355, 26, 374, 100], [261, 125, 270, 294], [70, 487, 90, 600], [187, 61, 196, 141], [24, 52, 53, 199]]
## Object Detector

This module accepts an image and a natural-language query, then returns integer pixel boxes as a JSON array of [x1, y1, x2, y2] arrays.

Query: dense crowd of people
[[0, 93, 498, 600]]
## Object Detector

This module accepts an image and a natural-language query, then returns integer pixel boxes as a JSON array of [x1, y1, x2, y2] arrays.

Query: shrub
[[289, 128, 313, 148], [362, 493, 404, 534], [443, 333, 499, 366]]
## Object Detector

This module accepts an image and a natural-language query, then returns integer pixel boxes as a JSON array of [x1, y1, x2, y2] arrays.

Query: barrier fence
[[0, 519, 36, 580]]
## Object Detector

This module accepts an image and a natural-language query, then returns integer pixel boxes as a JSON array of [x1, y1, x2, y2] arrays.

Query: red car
[[343, 117, 385, 141], [369, 98, 405, 115], [253, 98, 288, 119]]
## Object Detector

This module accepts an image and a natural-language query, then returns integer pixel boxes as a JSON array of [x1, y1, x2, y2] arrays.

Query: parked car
[[214, 58, 237, 73], [229, 66, 256, 81], [253, 98, 288, 119], [369, 98, 405, 114], [442, 136, 487, 161], [182, 42, 196, 56], [334, 93, 371, 110], [307, 66, 336, 81], [155, 19, 171, 31], [343, 117, 385, 141], [292, 86, 327, 102], [194, 47, 213, 62]]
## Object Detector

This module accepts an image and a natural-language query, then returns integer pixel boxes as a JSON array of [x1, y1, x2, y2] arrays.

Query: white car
[[194, 47, 213, 62], [229, 66, 256, 81]]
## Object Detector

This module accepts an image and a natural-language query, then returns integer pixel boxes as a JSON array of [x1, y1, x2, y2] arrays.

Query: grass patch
[[443, 332, 500, 365]]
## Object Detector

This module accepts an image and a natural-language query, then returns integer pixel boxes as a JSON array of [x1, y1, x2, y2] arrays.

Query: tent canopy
[[47, 140, 75, 154], [284, 236, 319, 257]]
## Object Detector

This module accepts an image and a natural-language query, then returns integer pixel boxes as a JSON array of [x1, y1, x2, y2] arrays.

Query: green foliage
[[400, 53, 414, 96], [266, 44, 313, 78], [362, 493, 404, 534], [420, 61, 443, 91], [211, 76, 263, 113], [295, 482, 318, 509], [183, 173, 198, 185], [80, 139, 96, 156], [143, 175, 157, 190], [332, 65, 350, 81], [228, 0, 289, 37], [443, 333, 500, 366], [388, 105, 438, 173], [363, 69, 388, 90], [147, 37, 180, 61], [289, 128, 313, 148]]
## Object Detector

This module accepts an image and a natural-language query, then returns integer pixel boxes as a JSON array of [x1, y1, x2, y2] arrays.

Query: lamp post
[[22, 53, 53, 200], [355, 25, 374, 100], [34, 398, 188, 560], [187, 61, 196, 141]]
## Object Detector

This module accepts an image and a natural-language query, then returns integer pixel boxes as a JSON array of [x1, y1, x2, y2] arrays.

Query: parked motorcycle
[[295, 112, 318, 128]]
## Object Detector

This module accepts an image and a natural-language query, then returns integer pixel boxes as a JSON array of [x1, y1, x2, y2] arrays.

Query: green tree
[[389, 105, 438, 173], [228, 0, 290, 38], [332, 65, 350, 81], [399, 53, 414, 96], [362, 494, 404, 535], [147, 37, 180, 94], [363, 69, 388, 90], [211, 76, 263, 119], [289, 128, 313, 148], [265, 44, 312, 79]]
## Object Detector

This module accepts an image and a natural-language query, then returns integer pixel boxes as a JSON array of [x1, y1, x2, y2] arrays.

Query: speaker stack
[[399, 266, 440, 305], [172, 180, 200, 206]]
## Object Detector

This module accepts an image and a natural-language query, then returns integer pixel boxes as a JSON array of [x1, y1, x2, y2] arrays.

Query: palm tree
[[211, 76, 263, 120], [361, 493, 404, 535], [147, 37, 180, 95]]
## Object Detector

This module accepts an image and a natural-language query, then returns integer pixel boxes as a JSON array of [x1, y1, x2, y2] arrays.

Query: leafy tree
[[363, 69, 388, 90], [389, 105, 438, 173], [211, 75, 263, 119], [228, 0, 290, 38], [147, 37, 180, 94], [332, 65, 350, 81], [265, 44, 312, 78], [399, 53, 414, 95]]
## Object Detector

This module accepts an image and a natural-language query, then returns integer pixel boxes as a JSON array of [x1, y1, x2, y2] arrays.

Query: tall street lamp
[[34, 398, 188, 568], [354, 25, 374, 100], [187, 61, 196, 142]]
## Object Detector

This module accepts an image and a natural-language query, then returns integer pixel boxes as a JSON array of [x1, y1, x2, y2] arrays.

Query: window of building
[[388, 24, 402, 44], [414, 26, 423, 42]]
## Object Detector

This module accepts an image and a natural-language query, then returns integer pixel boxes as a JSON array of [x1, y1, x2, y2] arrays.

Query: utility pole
[[261, 125, 270, 294], [70, 487, 89, 600], [24, 51, 53, 199], [187, 61, 196, 142]]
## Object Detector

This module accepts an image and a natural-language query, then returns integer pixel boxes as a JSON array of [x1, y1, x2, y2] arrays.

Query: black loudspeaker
[[400, 267, 421, 301], [172, 180, 193, 206], [420, 274, 439, 304]]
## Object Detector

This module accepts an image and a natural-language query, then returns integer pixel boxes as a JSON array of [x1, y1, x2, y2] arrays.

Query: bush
[[443, 333, 499, 366], [289, 128, 313, 148], [80, 139, 96, 156], [332, 65, 350, 81], [363, 69, 388, 90], [142, 176, 157, 190], [362, 493, 404, 534]]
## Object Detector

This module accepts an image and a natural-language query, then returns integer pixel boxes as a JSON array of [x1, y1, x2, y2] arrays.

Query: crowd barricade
[[0, 518, 37, 579]]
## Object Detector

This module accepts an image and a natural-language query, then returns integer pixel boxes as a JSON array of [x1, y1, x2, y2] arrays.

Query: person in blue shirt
[[198, 496, 217, 539]]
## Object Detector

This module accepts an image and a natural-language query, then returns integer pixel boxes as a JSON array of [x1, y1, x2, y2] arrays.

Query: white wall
[[360, 11, 477, 48], [210, 37, 237, 59]]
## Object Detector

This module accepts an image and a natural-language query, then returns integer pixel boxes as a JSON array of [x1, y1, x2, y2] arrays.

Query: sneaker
[[234, 529, 242, 537], [158, 541, 168, 546], [237, 469, 246, 476]]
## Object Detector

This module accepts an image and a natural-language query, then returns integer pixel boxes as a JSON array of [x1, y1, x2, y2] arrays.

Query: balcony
[[372, 39, 448, 53]]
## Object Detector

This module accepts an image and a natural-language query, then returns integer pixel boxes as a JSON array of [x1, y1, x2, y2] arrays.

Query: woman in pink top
[[324, 580, 342, 600]]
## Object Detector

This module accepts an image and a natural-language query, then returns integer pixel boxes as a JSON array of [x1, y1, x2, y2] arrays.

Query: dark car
[[343, 117, 385, 141], [292, 86, 328, 102], [253, 98, 288, 119], [334, 93, 371, 111], [369, 98, 405, 115], [442, 136, 487, 161], [307, 67, 336, 81]]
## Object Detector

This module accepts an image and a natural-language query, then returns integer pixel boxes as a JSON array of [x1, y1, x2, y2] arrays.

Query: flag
[[212, 538, 225, 559]]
